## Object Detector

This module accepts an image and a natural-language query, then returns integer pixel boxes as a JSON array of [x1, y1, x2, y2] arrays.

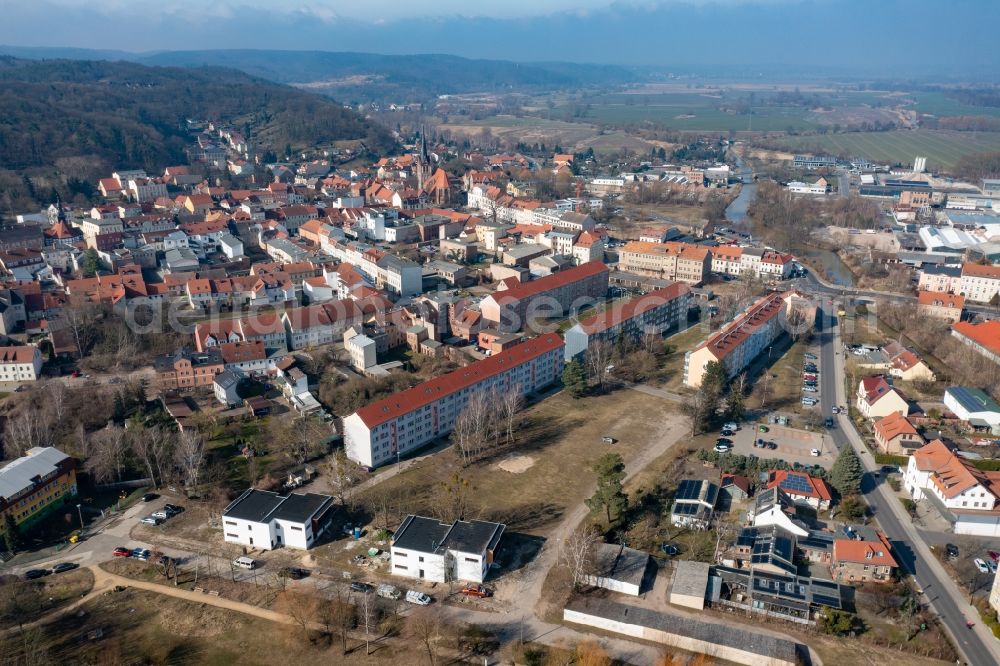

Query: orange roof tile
[[833, 532, 897, 567], [578, 283, 690, 335], [952, 320, 1000, 358]]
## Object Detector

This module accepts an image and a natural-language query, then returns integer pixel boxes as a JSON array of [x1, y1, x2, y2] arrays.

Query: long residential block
[[619, 241, 712, 285], [343, 332, 564, 468], [479, 262, 608, 333], [563, 283, 691, 361], [684, 291, 813, 388]]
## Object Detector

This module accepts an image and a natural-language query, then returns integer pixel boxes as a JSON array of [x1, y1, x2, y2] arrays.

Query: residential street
[[819, 305, 1000, 666]]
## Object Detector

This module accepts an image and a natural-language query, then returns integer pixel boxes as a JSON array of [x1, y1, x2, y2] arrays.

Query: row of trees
[[683, 361, 747, 436], [82, 421, 205, 489], [451, 386, 524, 466]]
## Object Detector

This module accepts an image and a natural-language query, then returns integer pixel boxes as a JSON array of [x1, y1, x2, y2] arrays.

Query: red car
[[988, 550, 1000, 563], [461, 585, 492, 598], [112, 547, 132, 557]]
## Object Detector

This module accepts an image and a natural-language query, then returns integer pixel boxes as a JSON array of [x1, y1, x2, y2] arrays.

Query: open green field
[[772, 129, 1000, 169]]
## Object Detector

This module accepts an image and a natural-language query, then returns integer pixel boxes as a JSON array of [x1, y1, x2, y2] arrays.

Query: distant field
[[771, 130, 1000, 169], [442, 115, 656, 153]]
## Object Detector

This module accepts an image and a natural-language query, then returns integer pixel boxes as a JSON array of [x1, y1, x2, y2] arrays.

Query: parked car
[[802, 374, 818, 381], [140, 516, 163, 526], [132, 548, 151, 561], [151, 510, 169, 520], [601, 436, 617, 444], [163, 504, 184, 515], [801, 398, 818, 406], [232, 556, 257, 570], [988, 550, 1000, 563], [810, 448, 821, 457], [377, 584, 401, 600], [660, 543, 679, 556], [51, 562, 79, 574], [758, 425, 769, 433], [946, 543, 959, 559], [405, 590, 432, 605], [975, 558, 990, 574], [767, 442, 778, 450], [716, 437, 733, 446], [461, 584, 492, 598], [804, 353, 817, 360], [24, 569, 49, 580], [112, 547, 131, 557], [141, 493, 158, 502], [831, 406, 840, 414], [714, 443, 732, 454], [802, 386, 818, 393], [825, 418, 834, 428], [278, 567, 310, 580], [988, 559, 998, 574], [755, 438, 766, 448], [723, 422, 739, 432], [720, 429, 735, 437], [350, 582, 374, 594]]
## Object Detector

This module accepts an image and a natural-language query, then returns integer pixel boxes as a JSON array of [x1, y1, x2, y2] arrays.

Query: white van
[[405, 590, 432, 605], [232, 556, 257, 570]]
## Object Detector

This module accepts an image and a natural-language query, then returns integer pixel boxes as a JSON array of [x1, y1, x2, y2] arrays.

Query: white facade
[[0, 346, 43, 382], [389, 515, 504, 584], [344, 334, 564, 468], [219, 234, 244, 259], [221, 489, 334, 551], [345, 333, 377, 371]]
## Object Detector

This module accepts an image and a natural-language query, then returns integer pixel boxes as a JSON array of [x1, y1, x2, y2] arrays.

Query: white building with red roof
[[0, 345, 42, 382], [951, 319, 1000, 366], [856, 376, 909, 420], [343, 333, 564, 468], [563, 283, 691, 361], [765, 470, 833, 511]]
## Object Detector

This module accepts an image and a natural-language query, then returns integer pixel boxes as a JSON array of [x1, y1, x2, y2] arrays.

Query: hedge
[[972, 459, 1000, 472], [874, 454, 908, 467]]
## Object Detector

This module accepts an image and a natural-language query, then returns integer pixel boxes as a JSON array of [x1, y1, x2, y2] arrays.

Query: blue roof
[[947, 386, 1000, 414]]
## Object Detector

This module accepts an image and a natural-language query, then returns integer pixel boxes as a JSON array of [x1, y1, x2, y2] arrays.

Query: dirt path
[[513, 410, 689, 620]]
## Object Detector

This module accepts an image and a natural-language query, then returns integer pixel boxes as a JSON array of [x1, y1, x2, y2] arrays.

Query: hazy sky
[[2, 0, 997, 70]]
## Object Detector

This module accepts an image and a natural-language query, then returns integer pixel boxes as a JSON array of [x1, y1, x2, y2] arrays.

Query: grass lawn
[[343, 390, 683, 538], [660, 322, 713, 391], [746, 335, 813, 417], [0, 568, 94, 627], [19, 587, 413, 666]]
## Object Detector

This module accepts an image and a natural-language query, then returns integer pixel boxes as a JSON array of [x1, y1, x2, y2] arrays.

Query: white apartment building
[[960, 263, 1000, 303], [563, 283, 691, 361], [128, 178, 168, 203], [684, 291, 812, 388], [343, 333, 564, 468], [0, 346, 43, 382], [390, 515, 505, 584], [222, 489, 335, 551], [345, 332, 377, 371]]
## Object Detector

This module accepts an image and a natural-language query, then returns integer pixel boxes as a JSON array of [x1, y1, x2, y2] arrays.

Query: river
[[725, 156, 855, 286]]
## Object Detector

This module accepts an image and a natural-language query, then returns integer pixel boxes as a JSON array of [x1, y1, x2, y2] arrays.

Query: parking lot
[[725, 422, 836, 469]]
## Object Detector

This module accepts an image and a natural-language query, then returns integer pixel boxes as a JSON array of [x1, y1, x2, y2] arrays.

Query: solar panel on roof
[[812, 594, 842, 609]]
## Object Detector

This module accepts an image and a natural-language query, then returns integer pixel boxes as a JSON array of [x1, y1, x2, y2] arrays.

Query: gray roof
[[589, 542, 651, 587], [392, 514, 505, 556], [223, 488, 333, 525], [670, 560, 710, 598], [565, 596, 798, 662], [0, 447, 71, 502], [214, 369, 239, 390]]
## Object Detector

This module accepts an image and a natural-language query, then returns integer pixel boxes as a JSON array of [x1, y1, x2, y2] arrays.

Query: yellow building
[[0, 447, 77, 535]]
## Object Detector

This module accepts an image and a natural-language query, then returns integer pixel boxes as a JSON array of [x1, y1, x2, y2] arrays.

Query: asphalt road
[[817, 306, 1000, 666]]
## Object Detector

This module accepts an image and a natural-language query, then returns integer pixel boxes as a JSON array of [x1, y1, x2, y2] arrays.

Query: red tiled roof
[[577, 283, 690, 335], [489, 262, 608, 303], [696, 291, 790, 361], [952, 320, 1000, 358], [0, 346, 37, 364], [912, 439, 992, 500], [833, 532, 897, 567], [918, 290, 965, 309], [219, 340, 266, 364], [353, 332, 563, 429], [962, 262, 1000, 280], [873, 412, 919, 442]]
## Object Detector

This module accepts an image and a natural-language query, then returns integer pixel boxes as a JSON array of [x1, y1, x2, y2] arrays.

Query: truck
[[377, 584, 401, 600]]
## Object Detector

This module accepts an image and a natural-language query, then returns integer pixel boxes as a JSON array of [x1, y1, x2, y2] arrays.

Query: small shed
[[670, 560, 711, 610], [581, 543, 654, 596], [245, 396, 273, 418]]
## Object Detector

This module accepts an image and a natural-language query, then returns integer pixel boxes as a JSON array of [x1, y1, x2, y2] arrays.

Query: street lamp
[[76, 503, 84, 530]]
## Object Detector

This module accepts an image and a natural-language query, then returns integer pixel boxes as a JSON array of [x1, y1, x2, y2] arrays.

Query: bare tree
[[366, 484, 400, 531], [322, 589, 356, 655], [682, 389, 711, 436], [2, 410, 53, 458], [61, 303, 101, 357], [130, 424, 174, 487], [499, 385, 524, 445], [174, 429, 205, 488], [585, 339, 614, 392], [408, 608, 442, 666], [86, 424, 131, 483], [275, 590, 320, 638], [325, 449, 359, 509], [561, 526, 601, 591], [359, 591, 379, 656]]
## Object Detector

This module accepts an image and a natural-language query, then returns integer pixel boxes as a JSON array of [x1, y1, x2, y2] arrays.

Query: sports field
[[771, 130, 1000, 169]]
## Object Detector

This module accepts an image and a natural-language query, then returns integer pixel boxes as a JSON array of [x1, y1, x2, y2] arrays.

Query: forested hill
[[0, 57, 398, 172]]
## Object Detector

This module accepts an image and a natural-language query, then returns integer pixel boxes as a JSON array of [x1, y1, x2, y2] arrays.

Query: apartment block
[[343, 333, 564, 468], [960, 263, 1000, 303], [619, 241, 712, 285], [0, 447, 77, 534], [684, 291, 812, 388], [480, 263, 609, 333], [563, 283, 691, 361]]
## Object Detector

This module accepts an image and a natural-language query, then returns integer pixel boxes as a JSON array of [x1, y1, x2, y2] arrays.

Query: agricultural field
[[771, 129, 1000, 169], [440, 115, 656, 154]]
